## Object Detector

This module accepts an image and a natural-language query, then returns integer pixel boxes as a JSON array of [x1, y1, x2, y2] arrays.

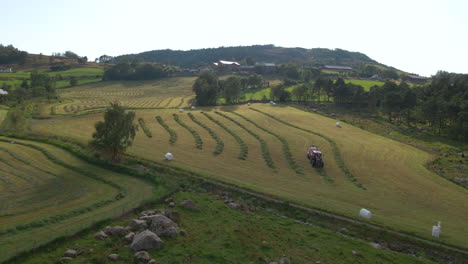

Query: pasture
[[0, 137, 156, 262], [0, 106, 8, 125], [47, 77, 195, 115], [344, 79, 384, 91], [32, 104, 468, 248]]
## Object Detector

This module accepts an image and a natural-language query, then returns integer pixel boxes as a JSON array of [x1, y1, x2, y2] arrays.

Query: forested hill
[[114, 45, 386, 68]]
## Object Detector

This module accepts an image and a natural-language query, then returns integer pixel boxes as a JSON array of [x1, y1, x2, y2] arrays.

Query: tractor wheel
[[320, 161, 324, 168], [312, 159, 316, 167]]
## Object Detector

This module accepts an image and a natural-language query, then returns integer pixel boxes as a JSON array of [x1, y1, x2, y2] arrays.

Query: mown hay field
[[46, 77, 195, 115], [32, 104, 468, 248], [0, 137, 156, 262]]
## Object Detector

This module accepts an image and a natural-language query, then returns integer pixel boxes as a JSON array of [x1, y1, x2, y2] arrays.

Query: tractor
[[307, 146, 324, 168]]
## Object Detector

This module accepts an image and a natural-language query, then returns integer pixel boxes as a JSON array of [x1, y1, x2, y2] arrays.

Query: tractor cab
[[307, 146, 324, 168]]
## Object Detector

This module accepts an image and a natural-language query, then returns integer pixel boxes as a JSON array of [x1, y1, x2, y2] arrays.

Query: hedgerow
[[156, 116, 177, 144], [138, 118, 152, 138], [202, 112, 248, 160], [188, 112, 224, 155], [215, 111, 275, 169], [173, 114, 203, 149], [251, 108, 364, 189]]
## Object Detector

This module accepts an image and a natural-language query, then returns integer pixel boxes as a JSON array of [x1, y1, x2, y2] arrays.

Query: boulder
[[134, 251, 151, 263], [369, 242, 382, 249], [129, 219, 148, 231], [148, 259, 158, 264], [168, 202, 175, 207], [130, 230, 164, 252], [125, 232, 135, 242], [180, 229, 188, 236], [228, 202, 239, 209], [94, 231, 107, 240], [104, 226, 127, 236], [140, 210, 155, 217], [108, 254, 119, 261], [180, 199, 196, 209], [64, 249, 77, 258], [148, 214, 179, 237], [162, 210, 180, 224], [279, 256, 291, 264]]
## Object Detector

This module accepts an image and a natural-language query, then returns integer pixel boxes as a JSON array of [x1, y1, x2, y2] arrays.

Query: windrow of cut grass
[[173, 113, 203, 149], [138, 118, 152, 138], [202, 112, 248, 160], [215, 111, 275, 169], [156, 116, 177, 144], [250, 108, 364, 189], [188, 112, 224, 155], [0, 136, 155, 262], [230, 111, 303, 175]]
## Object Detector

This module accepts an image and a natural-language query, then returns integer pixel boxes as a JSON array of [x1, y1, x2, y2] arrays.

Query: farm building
[[212, 60, 240, 73], [239, 65, 255, 74], [323, 65, 353, 72], [0, 66, 13, 73], [255, 62, 277, 74], [404, 74, 429, 84]]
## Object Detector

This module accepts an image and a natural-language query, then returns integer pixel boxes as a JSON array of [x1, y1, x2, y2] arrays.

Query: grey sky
[[1, 0, 467, 76]]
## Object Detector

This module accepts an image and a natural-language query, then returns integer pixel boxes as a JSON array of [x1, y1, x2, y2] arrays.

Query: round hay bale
[[179, 108, 184, 113], [359, 208, 372, 219], [165, 153, 173, 161], [336, 122, 342, 128], [247, 102, 251, 106], [191, 106, 196, 110]]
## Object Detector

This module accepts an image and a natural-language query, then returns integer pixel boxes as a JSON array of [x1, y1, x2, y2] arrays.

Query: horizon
[[2, 0, 467, 77]]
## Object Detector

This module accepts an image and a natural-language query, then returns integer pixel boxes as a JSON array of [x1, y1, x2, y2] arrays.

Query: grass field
[[16, 191, 437, 264], [344, 79, 385, 91], [0, 137, 157, 262], [0, 105, 8, 125], [45, 77, 196, 115], [32, 104, 468, 248]]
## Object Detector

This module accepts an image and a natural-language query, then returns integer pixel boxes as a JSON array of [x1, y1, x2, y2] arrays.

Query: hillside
[[114, 45, 396, 70]]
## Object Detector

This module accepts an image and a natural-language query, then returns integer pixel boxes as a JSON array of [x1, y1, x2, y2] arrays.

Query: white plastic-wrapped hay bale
[[164, 152, 173, 161], [432, 221, 441, 238], [247, 102, 251, 106], [269, 100, 274, 105], [336, 122, 342, 128], [179, 108, 184, 113], [191, 106, 196, 110], [359, 208, 372, 219]]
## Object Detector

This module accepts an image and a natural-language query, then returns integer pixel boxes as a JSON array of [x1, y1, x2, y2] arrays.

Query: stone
[[180, 199, 196, 209], [169, 202, 175, 207], [180, 229, 187, 236], [352, 250, 361, 256], [148, 214, 179, 237], [369, 242, 382, 249], [104, 226, 127, 236], [60, 257, 73, 262], [228, 202, 239, 209], [64, 249, 77, 258], [269, 262, 279, 264], [108, 254, 119, 261], [279, 256, 291, 264], [129, 219, 148, 231], [134, 251, 151, 263], [130, 230, 164, 252], [162, 210, 180, 224], [140, 210, 155, 217], [125, 232, 136, 242], [94, 231, 107, 240], [148, 259, 158, 264]]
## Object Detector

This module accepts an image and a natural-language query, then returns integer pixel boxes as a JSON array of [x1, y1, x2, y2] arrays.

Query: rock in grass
[[125, 232, 135, 242], [104, 226, 127, 236], [60, 257, 73, 262], [148, 214, 179, 238], [148, 259, 158, 264], [64, 249, 77, 258], [134, 250, 151, 262], [180, 199, 196, 209], [95, 231, 108, 240], [279, 256, 291, 264], [108, 254, 119, 261], [130, 230, 164, 252], [129, 219, 148, 231], [369, 242, 382, 249]]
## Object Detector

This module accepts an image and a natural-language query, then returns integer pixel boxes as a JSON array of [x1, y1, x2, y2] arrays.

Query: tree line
[[193, 71, 468, 142], [0, 44, 28, 65], [0, 72, 56, 104], [103, 61, 173, 81]]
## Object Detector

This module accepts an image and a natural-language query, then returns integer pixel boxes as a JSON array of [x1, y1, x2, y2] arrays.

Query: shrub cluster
[[188, 113, 224, 155], [173, 114, 203, 149], [215, 111, 275, 169], [156, 116, 177, 144], [251, 108, 364, 189], [202, 112, 247, 160], [230, 111, 303, 175], [138, 118, 152, 138]]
